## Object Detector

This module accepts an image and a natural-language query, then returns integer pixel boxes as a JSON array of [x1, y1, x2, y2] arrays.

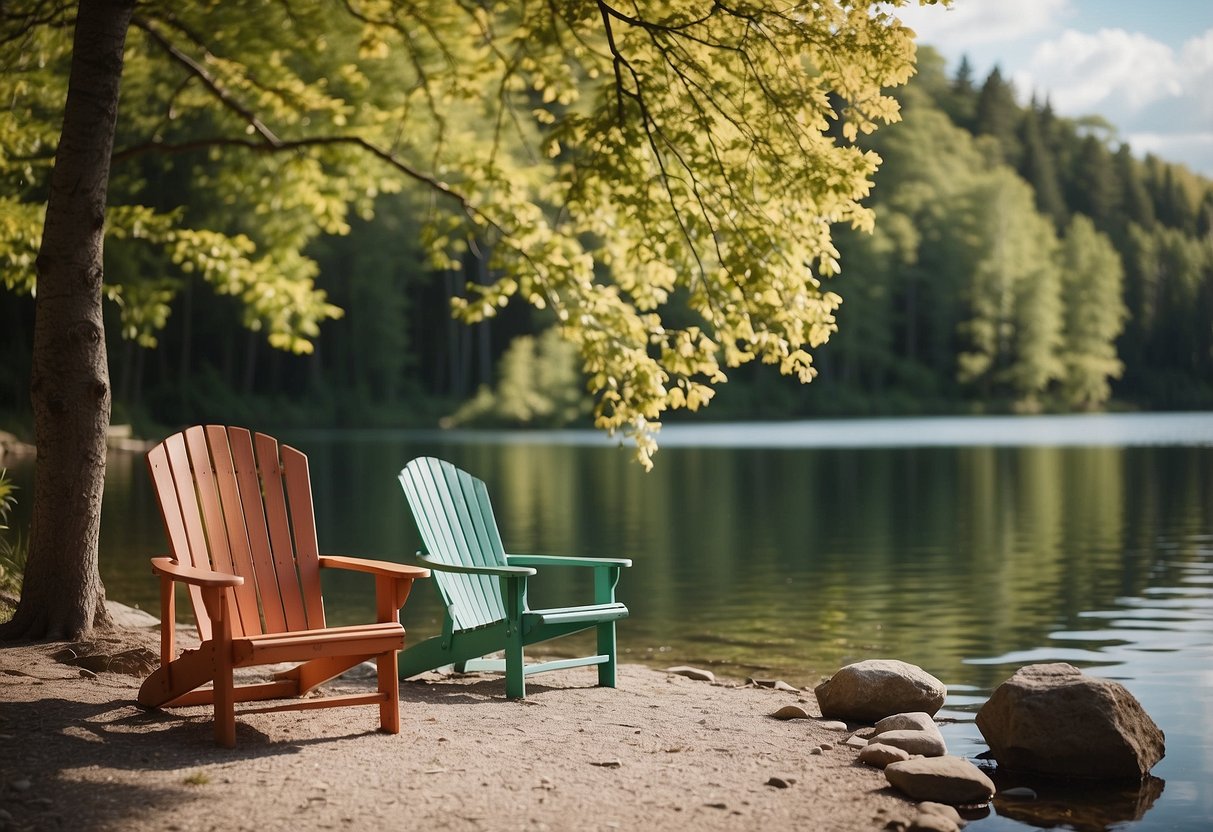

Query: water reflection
[[990, 775, 1165, 831]]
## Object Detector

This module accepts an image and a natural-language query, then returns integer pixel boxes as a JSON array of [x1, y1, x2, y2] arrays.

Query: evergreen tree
[[1114, 144, 1155, 234], [974, 68, 1021, 164], [1066, 135, 1117, 231], [943, 54, 977, 130], [1018, 104, 1067, 227]]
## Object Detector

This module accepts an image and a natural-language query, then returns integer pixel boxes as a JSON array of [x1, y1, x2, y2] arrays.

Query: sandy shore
[[0, 622, 920, 832]]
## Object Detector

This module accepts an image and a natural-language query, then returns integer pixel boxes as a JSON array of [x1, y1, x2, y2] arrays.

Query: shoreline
[[0, 613, 925, 832]]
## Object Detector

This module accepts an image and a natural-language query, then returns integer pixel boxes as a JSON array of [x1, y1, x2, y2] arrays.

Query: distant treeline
[[1, 48, 1209, 431], [718, 49, 1213, 418]]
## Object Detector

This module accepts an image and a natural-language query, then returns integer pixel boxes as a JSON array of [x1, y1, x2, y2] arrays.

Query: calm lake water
[[5, 413, 1212, 830]]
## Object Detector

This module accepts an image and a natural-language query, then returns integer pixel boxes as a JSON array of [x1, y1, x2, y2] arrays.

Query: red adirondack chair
[[137, 425, 429, 746]]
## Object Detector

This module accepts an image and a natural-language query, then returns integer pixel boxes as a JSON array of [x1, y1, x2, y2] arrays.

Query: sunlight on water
[[415, 411, 1213, 450]]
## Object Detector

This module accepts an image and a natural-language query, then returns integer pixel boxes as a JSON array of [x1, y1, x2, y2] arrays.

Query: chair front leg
[[158, 572, 177, 668], [597, 620, 618, 688], [375, 575, 417, 624], [594, 566, 621, 688], [202, 587, 237, 747], [502, 575, 527, 699], [593, 566, 620, 605]]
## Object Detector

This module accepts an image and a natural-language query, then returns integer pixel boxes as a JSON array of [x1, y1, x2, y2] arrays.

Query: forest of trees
[[1, 45, 1210, 433]]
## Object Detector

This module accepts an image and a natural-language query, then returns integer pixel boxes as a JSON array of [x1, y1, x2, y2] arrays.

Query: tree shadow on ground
[[0, 694, 384, 832]]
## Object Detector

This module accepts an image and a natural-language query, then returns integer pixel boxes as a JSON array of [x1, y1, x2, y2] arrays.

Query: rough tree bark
[[0, 0, 134, 640]]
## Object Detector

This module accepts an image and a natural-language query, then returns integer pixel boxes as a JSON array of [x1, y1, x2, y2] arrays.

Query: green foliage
[[447, 328, 591, 429], [0, 0, 936, 467]]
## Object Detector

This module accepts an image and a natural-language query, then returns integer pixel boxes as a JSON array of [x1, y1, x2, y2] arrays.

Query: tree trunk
[[0, 0, 134, 641]]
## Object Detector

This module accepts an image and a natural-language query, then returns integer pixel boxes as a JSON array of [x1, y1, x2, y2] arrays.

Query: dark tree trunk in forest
[[0, 0, 134, 640]]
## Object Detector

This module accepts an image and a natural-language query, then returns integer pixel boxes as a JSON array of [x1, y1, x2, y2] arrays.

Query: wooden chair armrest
[[506, 554, 633, 569], [418, 552, 536, 577], [318, 555, 431, 580], [150, 556, 243, 587]]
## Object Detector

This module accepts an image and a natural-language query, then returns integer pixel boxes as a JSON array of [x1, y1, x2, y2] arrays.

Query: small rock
[[885, 757, 995, 806], [666, 666, 716, 683], [819, 742, 834, 751], [810, 746, 824, 755], [590, 760, 622, 768], [766, 776, 791, 788], [11, 778, 31, 792], [874, 712, 939, 735], [873, 729, 947, 758], [80, 668, 98, 680], [817, 720, 850, 731], [908, 813, 960, 832], [859, 742, 913, 768], [998, 787, 1037, 799], [0, 809, 12, 823], [917, 802, 963, 825], [845, 734, 869, 748], [747, 678, 798, 691], [770, 705, 811, 720], [815, 660, 947, 721]]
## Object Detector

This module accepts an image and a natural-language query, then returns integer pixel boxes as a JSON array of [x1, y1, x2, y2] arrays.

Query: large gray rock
[[815, 660, 947, 722], [885, 757, 995, 806], [975, 663, 1165, 779]]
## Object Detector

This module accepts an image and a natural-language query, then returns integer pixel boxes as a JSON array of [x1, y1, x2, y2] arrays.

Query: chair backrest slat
[[399, 457, 507, 630], [405, 459, 495, 629], [282, 444, 326, 629], [147, 437, 211, 640], [253, 431, 309, 633], [227, 428, 289, 633], [182, 426, 251, 639], [204, 426, 264, 637]]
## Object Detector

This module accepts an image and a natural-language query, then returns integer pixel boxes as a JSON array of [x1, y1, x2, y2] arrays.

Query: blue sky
[[893, 0, 1213, 177]]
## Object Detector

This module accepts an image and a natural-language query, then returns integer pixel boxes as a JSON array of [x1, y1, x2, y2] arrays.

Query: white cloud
[[1179, 29, 1213, 125], [1018, 29, 1181, 116], [1015, 26, 1213, 145], [893, 0, 1071, 48]]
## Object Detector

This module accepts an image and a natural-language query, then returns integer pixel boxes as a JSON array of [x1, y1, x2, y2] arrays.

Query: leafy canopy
[[0, 0, 929, 466]]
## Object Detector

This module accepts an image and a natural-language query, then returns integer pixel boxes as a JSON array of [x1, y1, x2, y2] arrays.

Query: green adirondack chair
[[397, 456, 631, 698]]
